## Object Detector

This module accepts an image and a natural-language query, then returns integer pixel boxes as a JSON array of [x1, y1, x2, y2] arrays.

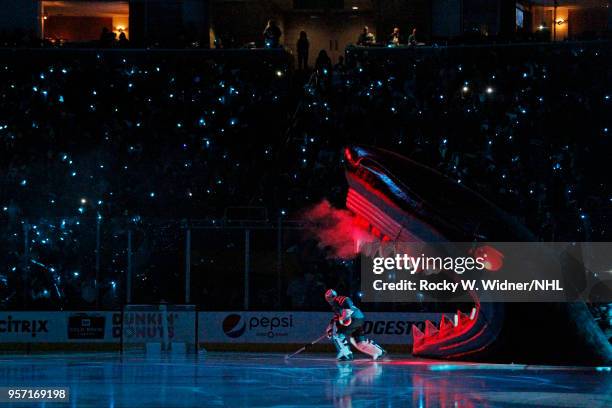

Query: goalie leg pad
[[332, 333, 353, 361], [351, 338, 386, 360]]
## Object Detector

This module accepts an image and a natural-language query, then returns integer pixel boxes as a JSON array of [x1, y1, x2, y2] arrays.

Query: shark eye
[[472, 245, 504, 271]]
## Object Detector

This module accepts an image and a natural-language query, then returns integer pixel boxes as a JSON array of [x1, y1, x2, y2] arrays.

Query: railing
[[345, 39, 612, 66]]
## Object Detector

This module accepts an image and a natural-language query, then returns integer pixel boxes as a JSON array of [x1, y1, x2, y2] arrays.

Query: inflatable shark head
[[344, 145, 612, 365]]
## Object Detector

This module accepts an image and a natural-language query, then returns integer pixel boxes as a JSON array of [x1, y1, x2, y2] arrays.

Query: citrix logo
[[0, 316, 49, 337]]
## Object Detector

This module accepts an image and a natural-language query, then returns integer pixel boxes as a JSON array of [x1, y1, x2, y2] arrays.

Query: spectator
[[334, 55, 346, 72], [99, 27, 114, 47], [389, 27, 401, 46], [357, 26, 375, 46], [297, 31, 310, 70], [315, 49, 332, 74], [118, 32, 129, 48], [408, 28, 418, 46], [263, 20, 282, 48]]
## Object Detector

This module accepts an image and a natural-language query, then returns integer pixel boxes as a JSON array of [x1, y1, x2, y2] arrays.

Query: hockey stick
[[284, 334, 328, 360]]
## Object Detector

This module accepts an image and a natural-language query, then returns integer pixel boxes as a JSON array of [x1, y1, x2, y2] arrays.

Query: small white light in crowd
[[486, 87, 494, 94]]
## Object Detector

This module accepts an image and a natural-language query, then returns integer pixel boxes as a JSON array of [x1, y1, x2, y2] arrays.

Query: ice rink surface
[[0, 352, 611, 407]]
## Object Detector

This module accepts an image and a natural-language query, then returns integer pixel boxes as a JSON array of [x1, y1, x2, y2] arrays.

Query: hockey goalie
[[325, 289, 387, 361]]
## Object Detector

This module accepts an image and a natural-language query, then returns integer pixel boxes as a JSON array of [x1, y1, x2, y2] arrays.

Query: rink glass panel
[[0, 220, 24, 310], [191, 228, 245, 310], [248, 228, 278, 310], [6, 217, 103, 310], [129, 220, 184, 305]]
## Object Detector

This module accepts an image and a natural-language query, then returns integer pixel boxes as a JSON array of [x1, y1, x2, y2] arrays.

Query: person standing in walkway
[[297, 31, 310, 70]]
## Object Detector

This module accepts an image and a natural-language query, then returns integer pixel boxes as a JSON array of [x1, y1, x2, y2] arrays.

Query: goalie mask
[[325, 289, 337, 304]]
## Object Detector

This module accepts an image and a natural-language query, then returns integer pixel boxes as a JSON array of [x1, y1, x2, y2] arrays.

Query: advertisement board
[[119, 308, 197, 344], [0, 310, 445, 347], [0, 312, 115, 343], [199, 311, 444, 345], [200, 312, 329, 344]]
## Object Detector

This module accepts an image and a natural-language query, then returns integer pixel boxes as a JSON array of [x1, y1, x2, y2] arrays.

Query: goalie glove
[[339, 308, 353, 326]]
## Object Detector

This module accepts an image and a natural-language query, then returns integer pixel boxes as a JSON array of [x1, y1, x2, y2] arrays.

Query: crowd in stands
[[0, 41, 611, 313], [298, 43, 612, 242], [0, 50, 290, 309]]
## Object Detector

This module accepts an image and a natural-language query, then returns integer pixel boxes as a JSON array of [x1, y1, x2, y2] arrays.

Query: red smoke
[[303, 200, 377, 259]]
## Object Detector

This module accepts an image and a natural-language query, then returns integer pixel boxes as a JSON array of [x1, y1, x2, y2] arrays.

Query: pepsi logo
[[222, 314, 246, 338]]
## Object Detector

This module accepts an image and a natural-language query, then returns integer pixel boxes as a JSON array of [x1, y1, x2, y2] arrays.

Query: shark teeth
[[412, 324, 425, 343], [424, 320, 439, 337], [413, 307, 480, 350], [439, 314, 454, 336], [456, 310, 470, 327]]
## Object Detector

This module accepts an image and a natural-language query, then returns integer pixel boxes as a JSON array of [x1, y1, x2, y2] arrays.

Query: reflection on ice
[[0, 352, 610, 407]]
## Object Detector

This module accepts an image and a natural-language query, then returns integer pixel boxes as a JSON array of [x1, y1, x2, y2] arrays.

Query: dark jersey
[[330, 296, 365, 322]]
